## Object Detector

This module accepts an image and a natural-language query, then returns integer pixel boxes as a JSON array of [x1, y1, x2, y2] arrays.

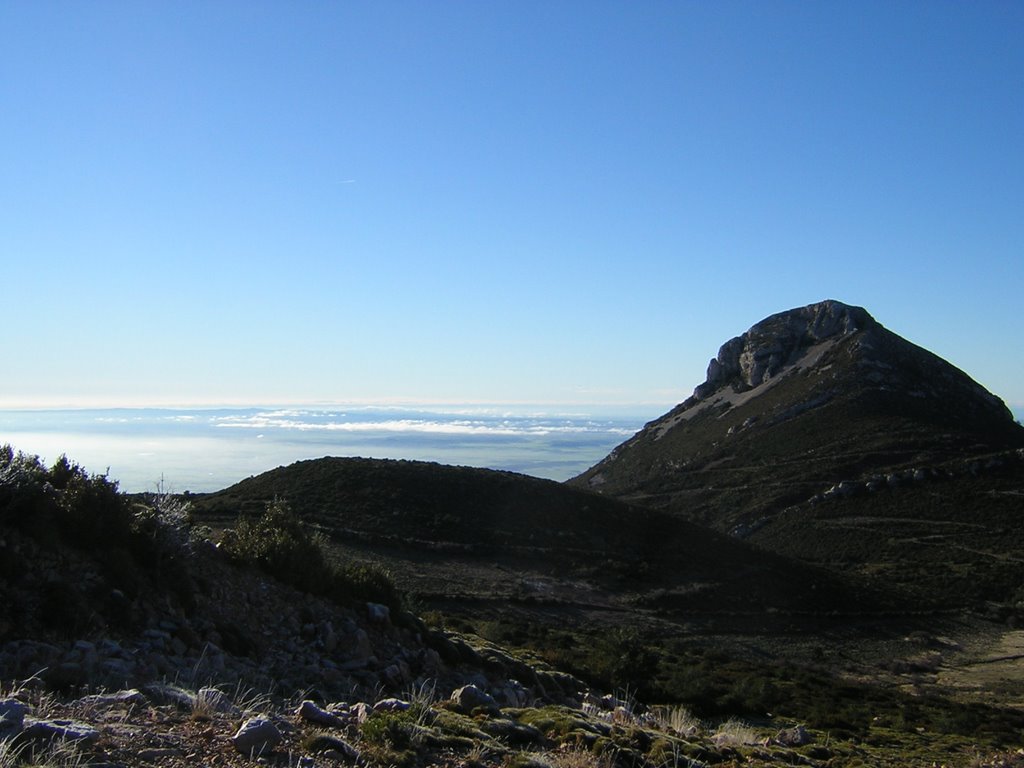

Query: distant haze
[[0, 405, 650, 493]]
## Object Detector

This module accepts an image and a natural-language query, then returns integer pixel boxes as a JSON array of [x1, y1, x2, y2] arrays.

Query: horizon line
[[0, 396, 681, 412]]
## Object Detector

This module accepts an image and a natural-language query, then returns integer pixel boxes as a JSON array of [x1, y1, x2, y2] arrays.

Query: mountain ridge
[[569, 299, 1024, 609], [599, 299, 1014, 459], [190, 456, 886, 625]]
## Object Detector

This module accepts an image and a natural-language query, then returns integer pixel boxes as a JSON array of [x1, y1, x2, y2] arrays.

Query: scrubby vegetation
[[1, 446, 136, 551], [0, 445, 198, 634], [465, 615, 1024, 746], [182, 452, 1024, 760], [0, 444, 399, 605], [220, 498, 401, 610]]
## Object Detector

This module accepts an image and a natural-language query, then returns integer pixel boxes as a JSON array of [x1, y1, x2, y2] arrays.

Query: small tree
[[593, 626, 657, 694], [227, 499, 329, 593]]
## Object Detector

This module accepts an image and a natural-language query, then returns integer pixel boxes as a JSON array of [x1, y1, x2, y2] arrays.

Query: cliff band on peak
[[696, 300, 873, 398]]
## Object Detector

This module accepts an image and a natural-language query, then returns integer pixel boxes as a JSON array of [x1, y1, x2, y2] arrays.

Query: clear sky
[[3, 2, 1022, 413]]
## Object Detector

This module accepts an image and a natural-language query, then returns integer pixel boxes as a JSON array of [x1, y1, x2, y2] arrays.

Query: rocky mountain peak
[[694, 300, 872, 399]]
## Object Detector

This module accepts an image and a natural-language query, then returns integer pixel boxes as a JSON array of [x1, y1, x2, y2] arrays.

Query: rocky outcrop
[[695, 300, 871, 399], [0, 696, 100, 748], [805, 447, 1024, 507]]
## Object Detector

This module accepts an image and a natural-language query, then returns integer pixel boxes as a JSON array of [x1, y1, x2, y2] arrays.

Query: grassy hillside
[[190, 456, 886, 619]]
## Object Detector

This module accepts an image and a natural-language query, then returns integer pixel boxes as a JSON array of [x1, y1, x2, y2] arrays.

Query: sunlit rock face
[[696, 300, 872, 398]]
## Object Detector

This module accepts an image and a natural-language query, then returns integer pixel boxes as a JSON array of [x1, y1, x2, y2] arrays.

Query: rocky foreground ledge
[[0, 673, 895, 768], [0, 584, 841, 768], [3, 673, 1024, 768], [0, 513, 847, 768]]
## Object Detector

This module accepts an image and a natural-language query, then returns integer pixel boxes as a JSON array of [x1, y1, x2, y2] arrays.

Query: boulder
[[349, 702, 372, 724], [296, 700, 344, 728], [232, 717, 282, 756], [142, 683, 195, 709], [303, 733, 361, 763], [367, 603, 391, 625], [450, 684, 498, 714], [775, 724, 813, 747], [346, 629, 374, 661], [493, 679, 530, 707], [76, 689, 147, 709], [0, 698, 28, 740], [22, 718, 100, 744], [372, 698, 410, 713]]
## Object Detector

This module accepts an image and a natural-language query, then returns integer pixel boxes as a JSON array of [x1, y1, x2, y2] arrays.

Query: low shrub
[[223, 499, 402, 610]]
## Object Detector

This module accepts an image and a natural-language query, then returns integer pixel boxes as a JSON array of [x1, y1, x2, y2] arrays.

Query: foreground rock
[[450, 683, 499, 714], [232, 717, 283, 757]]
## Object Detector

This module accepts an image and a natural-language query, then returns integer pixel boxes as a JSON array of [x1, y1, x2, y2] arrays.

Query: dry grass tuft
[[0, 739, 88, 768], [711, 717, 762, 747], [542, 745, 614, 768], [651, 705, 702, 738]]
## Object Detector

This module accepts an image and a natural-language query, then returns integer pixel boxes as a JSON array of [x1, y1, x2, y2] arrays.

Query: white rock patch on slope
[[653, 337, 840, 441]]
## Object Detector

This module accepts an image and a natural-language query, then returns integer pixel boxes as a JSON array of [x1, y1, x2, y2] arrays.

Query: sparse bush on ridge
[[50, 454, 134, 549], [133, 486, 195, 558], [224, 498, 326, 590]]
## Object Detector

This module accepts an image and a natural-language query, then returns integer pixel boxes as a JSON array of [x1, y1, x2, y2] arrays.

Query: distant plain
[[0, 404, 654, 493]]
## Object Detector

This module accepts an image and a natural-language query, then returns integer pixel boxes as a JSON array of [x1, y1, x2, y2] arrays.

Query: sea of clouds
[[0, 405, 652, 493]]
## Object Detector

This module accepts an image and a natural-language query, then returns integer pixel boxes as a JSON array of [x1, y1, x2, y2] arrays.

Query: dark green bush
[[227, 498, 329, 591], [591, 626, 657, 695], [336, 561, 403, 609], [224, 499, 402, 610], [0, 446, 57, 534], [0, 447, 132, 549], [55, 459, 134, 549], [0, 445, 197, 612]]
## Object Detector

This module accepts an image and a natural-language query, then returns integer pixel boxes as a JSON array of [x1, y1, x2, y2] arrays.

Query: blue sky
[[3, 2, 1022, 414]]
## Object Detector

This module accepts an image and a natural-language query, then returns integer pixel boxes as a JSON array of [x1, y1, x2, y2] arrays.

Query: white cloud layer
[[210, 410, 637, 437]]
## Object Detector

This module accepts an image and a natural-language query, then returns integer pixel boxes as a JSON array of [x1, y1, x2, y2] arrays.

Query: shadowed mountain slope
[[568, 300, 1024, 609], [190, 457, 893, 634]]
